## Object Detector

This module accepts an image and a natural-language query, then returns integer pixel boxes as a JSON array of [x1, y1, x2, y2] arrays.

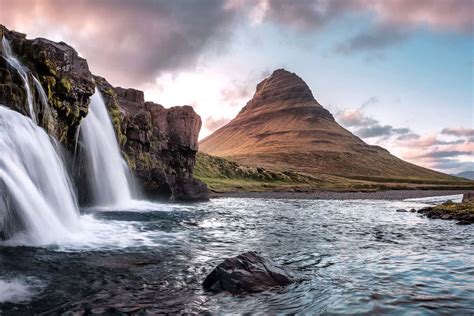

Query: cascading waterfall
[[0, 106, 80, 244], [80, 89, 134, 206], [1, 37, 37, 123]]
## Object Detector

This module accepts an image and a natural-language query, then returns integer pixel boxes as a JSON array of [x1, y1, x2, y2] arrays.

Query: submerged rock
[[202, 251, 294, 294]]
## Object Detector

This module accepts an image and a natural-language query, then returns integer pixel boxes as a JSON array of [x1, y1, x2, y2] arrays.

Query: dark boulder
[[203, 251, 294, 294], [462, 192, 474, 203]]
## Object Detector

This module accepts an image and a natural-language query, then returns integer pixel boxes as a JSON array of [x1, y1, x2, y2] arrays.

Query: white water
[[0, 106, 81, 244], [1, 37, 36, 123], [80, 89, 134, 206], [32, 76, 53, 129], [0, 277, 44, 303]]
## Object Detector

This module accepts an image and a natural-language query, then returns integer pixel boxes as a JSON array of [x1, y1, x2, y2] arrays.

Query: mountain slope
[[200, 69, 459, 182], [454, 171, 474, 180]]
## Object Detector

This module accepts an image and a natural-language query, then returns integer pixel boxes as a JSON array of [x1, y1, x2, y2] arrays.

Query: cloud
[[334, 25, 407, 54], [259, 0, 360, 30], [1, 0, 472, 86], [336, 109, 377, 127], [441, 127, 474, 137], [204, 116, 231, 132], [336, 105, 413, 139], [356, 124, 410, 138], [0, 0, 240, 86], [259, 0, 473, 33], [432, 159, 474, 173], [419, 150, 473, 159], [360, 96, 379, 108]]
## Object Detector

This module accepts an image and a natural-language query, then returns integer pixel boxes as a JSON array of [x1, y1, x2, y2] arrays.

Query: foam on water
[[0, 277, 43, 303]]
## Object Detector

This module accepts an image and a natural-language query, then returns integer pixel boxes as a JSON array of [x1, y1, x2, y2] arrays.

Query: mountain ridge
[[199, 69, 460, 182]]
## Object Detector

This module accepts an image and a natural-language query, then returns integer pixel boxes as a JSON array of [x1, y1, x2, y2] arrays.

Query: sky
[[1, 0, 473, 174]]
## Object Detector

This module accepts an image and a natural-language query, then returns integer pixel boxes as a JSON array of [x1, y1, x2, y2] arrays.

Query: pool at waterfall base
[[0, 195, 473, 315]]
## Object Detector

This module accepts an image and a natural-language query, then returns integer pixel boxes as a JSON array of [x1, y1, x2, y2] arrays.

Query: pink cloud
[[204, 116, 231, 132]]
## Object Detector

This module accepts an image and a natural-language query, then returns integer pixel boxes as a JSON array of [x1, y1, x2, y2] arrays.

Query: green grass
[[194, 152, 474, 193]]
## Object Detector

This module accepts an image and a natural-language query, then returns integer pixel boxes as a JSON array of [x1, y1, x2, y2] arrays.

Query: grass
[[194, 152, 474, 193]]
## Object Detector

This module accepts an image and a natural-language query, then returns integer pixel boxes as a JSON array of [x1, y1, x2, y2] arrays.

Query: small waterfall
[[0, 106, 80, 244], [32, 76, 53, 129], [80, 89, 134, 206], [1, 37, 37, 123]]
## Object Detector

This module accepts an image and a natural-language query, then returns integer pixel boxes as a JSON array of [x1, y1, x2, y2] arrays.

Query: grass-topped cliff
[[194, 152, 474, 194]]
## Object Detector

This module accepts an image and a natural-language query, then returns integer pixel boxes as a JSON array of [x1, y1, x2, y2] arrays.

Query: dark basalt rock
[[203, 251, 294, 294], [96, 76, 208, 201], [0, 25, 95, 147]]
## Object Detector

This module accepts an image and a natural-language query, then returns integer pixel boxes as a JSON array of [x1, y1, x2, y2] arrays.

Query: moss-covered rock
[[0, 24, 95, 147]]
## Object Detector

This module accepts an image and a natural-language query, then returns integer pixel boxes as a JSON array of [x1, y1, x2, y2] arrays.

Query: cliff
[[0, 25, 207, 201]]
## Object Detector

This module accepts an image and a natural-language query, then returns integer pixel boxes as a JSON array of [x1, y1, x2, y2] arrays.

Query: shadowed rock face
[[200, 69, 454, 181], [0, 25, 207, 201], [202, 251, 294, 294], [96, 77, 208, 200]]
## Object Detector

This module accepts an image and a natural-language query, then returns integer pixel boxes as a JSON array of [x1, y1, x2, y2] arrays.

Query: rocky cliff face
[[96, 77, 208, 200], [0, 25, 95, 146], [0, 25, 207, 201]]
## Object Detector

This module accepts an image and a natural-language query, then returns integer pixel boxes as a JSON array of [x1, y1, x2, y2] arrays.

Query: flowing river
[[0, 194, 472, 314]]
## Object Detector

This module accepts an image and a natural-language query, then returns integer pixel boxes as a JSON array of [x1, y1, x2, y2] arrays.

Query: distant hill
[[200, 69, 461, 183], [454, 171, 474, 180]]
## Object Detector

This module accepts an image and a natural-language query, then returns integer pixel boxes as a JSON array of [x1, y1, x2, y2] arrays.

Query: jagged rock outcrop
[[200, 69, 457, 181], [0, 25, 95, 146], [95, 77, 208, 200], [0, 25, 207, 201]]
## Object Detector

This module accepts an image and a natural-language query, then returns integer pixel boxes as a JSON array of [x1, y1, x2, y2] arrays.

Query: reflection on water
[[0, 195, 473, 314]]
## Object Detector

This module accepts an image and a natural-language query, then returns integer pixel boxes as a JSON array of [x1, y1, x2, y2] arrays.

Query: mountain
[[199, 69, 459, 183], [454, 171, 474, 180]]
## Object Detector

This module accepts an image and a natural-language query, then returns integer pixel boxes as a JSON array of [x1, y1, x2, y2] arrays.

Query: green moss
[[59, 76, 72, 93]]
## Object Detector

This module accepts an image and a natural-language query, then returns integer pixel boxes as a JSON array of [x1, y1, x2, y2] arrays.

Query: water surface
[[0, 195, 473, 314]]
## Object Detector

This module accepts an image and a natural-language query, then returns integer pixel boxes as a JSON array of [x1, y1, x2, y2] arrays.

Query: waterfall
[[80, 89, 134, 206], [0, 106, 80, 244], [1, 37, 37, 123]]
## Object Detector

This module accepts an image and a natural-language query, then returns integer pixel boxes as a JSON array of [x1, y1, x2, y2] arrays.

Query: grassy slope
[[194, 152, 474, 193]]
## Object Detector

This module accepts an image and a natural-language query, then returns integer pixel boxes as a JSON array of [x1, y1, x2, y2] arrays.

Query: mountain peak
[[241, 69, 315, 114]]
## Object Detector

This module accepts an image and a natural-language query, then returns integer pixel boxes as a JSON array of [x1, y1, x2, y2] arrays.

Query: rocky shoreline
[[211, 190, 472, 200]]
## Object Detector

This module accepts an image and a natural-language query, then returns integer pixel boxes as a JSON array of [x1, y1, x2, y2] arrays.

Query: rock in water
[[462, 192, 474, 203], [202, 251, 294, 294]]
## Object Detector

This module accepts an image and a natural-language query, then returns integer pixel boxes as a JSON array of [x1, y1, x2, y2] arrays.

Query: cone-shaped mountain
[[200, 69, 454, 180]]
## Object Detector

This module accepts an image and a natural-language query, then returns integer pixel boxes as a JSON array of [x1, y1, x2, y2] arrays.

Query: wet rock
[[396, 209, 408, 212], [202, 251, 294, 294], [462, 192, 474, 203], [0, 25, 95, 147]]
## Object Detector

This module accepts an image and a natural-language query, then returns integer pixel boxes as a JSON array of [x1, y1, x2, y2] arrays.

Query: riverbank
[[210, 190, 472, 200]]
